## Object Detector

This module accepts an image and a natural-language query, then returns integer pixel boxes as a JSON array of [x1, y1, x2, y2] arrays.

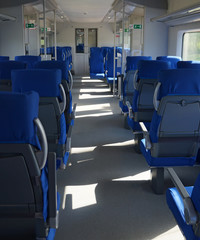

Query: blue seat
[[0, 56, 9, 61], [177, 61, 200, 69], [140, 69, 200, 193], [11, 69, 69, 169], [0, 91, 59, 239], [166, 170, 200, 240], [33, 60, 75, 134], [15, 55, 41, 69], [156, 56, 182, 68], [0, 61, 26, 91], [89, 47, 104, 79], [119, 56, 152, 114]]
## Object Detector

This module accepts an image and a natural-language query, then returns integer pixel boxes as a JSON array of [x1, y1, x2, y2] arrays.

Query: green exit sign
[[26, 23, 35, 28], [134, 24, 142, 29]]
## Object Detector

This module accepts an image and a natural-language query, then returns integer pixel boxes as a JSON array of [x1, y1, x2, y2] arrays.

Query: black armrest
[[167, 168, 198, 225]]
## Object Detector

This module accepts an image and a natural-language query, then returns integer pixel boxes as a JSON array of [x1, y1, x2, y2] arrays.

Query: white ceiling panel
[[54, 0, 115, 22]]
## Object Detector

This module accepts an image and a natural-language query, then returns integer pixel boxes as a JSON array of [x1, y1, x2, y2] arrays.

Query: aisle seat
[[156, 56, 182, 68], [0, 91, 59, 239], [166, 168, 200, 240], [140, 69, 200, 193], [15, 55, 41, 69], [89, 47, 104, 79], [0, 61, 26, 91], [12, 69, 69, 169]]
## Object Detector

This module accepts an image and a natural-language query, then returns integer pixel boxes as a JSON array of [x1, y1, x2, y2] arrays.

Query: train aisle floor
[[55, 76, 199, 240]]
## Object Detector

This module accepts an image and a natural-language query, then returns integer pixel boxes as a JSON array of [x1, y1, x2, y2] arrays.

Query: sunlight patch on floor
[[76, 111, 114, 118], [76, 103, 111, 112], [112, 170, 150, 181], [103, 139, 135, 147], [152, 226, 184, 240], [71, 146, 96, 154], [80, 88, 110, 93], [79, 94, 113, 100], [62, 184, 98, 210]]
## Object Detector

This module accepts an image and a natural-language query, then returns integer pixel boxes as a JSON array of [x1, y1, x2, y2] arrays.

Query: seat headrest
[[12, 69, 62, 97], [0, 91, 40, 147], [177, 61, 200, 69], [15, 55, 41, 62], [126, 56, 152, 71], [138, 60, 171, 79], [0, 56, 9, 61], [158, 69, 200, 100], [0, 61, 26, 79], [34, 60, 67, 80], [156, 56, 182, 68]]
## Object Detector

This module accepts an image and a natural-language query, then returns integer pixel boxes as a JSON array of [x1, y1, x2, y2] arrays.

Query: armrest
[[167, 168, 198, 225], [126, 101, 133, 118], [139, 122, 151, 150], [68, 70, 73, 90], [59, 84, 66, 114], [34, 118, 48, 169], [47, 152, 59, 229], [71, 103, 77, 120], [133, 70, 139, 89], [153, 82, 161, 111]]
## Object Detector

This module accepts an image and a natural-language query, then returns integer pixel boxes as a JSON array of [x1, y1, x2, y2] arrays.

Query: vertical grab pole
[[113, 11, 116, 96], [54, 10, 57, 61], [43, 0, 47, 60], [122, 0, 125, 75]]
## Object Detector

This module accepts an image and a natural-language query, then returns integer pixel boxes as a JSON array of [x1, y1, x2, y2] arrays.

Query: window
[[182, 32, 200, 61], [75, 28, 84, 53]]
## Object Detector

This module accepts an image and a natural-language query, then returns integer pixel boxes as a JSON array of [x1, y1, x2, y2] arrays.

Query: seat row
[[120, 55, 200, 240], [89, 47, 122, 88], [0, 56, 76, 239]]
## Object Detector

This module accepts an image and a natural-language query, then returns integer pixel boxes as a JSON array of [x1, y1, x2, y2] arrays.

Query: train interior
[[0, 0, 200, 239]]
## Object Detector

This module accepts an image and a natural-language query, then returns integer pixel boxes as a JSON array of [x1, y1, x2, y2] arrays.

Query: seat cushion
[[140, 139, 196, 167], [166, 186, 199, 240]]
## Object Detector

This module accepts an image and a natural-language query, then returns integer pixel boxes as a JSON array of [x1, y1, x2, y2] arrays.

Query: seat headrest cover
[[177, 61, 200, 69], [34, 60, 67, 80], [15, 55, 41, 62], [12, 69, 62, 97], [0, 56, 9, 61], [0, 91, 40, 147], [126, 56, 152, 71], [156, 56, 182, 68], [0, 61, 26, 79], [138, 60, 171, 79], [158, 69, 200, 99]]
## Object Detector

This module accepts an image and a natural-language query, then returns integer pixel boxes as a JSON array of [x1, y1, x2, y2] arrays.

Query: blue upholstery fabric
[[156, 56, 182, 69], [126, 56, 152, 72], [0, 56, 9, 61], [191, 175, 200, 213], [119, 100, 128, 112], [132, 90, 139, 112], [89, 47, 104, 74], [0, 91, 40, 147], [140, 139, 196, 166], [166, 186, 196, 240], [59, 113, 67, 145], [90, 73, 105, 79], [137, 60, 171, 79], [15, 55, 41, 69], [0, 61, 26, 79], [127, 115, 141, 131], [157, 69, 200, 100], [12, 69, 62, 98], [149, 112, 162, 143], [34, 60, 68, 82], [106, 47, 122, 78], [107, 77, 117, 84], [177, 61, 200, 69]]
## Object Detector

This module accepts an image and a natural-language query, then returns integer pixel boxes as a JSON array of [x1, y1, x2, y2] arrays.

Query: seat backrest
[[126, 56, 152, 72], [177, 61, 200, 69], [15, 55, 41, 69], [132, 60, 171, 121], [0, 61, 26, 91], [89, 47, 104, 74], [11, 69, 66, 159], [0, 56, 9, 61], [150, 69, 200, 158], [0, 91, 50, 238], [156, 56, 182, 69]]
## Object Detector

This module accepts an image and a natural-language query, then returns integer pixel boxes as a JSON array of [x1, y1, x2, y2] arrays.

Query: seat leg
[[134, 132, 143, 154], [124, 113, 129, 129], [151, 167, 164, 194]]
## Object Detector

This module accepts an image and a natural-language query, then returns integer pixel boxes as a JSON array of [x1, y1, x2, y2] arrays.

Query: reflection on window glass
[[88, 29, 97, 49], [183, 32, 200, 61], [76, 28, 84, 53]]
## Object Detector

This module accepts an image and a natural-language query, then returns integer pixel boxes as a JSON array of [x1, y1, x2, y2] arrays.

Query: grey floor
[[55, 76, 199, 240]]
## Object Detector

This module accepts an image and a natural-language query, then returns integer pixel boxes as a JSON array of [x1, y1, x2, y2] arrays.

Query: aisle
[[55, 77, 186, 240]]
